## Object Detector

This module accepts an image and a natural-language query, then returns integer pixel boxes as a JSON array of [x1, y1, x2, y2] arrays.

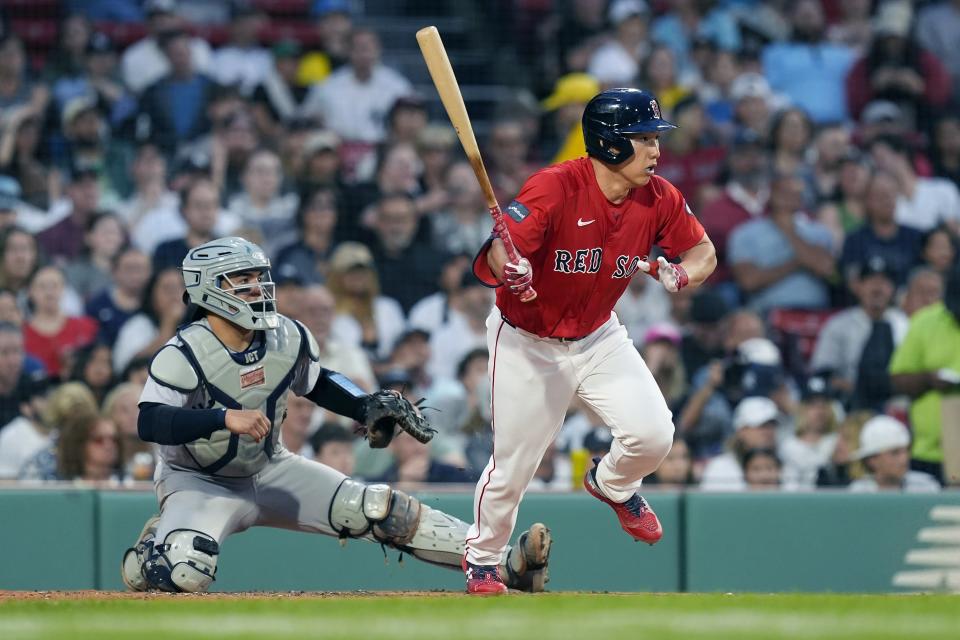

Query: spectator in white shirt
[[848, 415, 941, 492], [120, 0, 212, 95], [302, 28, 412, 145], [0, 374, 51, 479], [701, 396, 780, 491], [427, 273, 494, 384], [587, 0, 650, 87], [779, 375, 840, 489], [870, 135, 960, 234], [210, 6, 272, 96]]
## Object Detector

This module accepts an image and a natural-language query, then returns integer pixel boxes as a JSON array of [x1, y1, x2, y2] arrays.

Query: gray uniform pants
[[153, 450, 349, 545]]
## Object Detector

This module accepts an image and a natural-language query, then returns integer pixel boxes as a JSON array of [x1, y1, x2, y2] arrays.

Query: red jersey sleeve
[[655, 178, 706, 258], [472, 170, 562, 285]]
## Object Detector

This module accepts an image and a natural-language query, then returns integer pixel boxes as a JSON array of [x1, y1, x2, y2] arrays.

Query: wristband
[[674, 264, 689, 290]]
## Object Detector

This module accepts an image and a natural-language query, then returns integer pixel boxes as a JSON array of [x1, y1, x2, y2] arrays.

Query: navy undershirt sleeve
[[137, 402, 228, 445], [304, 368, 368, 421]]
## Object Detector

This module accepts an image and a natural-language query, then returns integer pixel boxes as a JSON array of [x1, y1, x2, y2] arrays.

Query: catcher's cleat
[[504, 522, 551, 592], [464, 560, 508, 595], [121, 514, 161, 591], [584, 461, 662, 545]]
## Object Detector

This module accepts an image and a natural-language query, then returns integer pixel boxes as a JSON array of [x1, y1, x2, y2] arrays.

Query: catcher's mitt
[[358, 390, 436, 448]]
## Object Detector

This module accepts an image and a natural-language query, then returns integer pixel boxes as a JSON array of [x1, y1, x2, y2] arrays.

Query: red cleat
[[464, 560, 508, 595], [583, 465, 663, 545]]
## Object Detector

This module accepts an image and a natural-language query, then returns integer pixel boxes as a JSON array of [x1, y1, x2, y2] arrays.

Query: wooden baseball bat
[[416, 26, 537, 302]]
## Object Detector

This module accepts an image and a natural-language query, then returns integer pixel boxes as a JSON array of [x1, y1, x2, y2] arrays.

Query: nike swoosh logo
[[577, 218, 595, 227]]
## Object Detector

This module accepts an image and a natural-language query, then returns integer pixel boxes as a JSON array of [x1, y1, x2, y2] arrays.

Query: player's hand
[[503, 257, 533, 294], [225, 409, 271, 443], [639, 256, 689, 292]]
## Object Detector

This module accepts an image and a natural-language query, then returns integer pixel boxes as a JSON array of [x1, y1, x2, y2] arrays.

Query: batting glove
[[503, 257, 533, 293], [639, 256, 689, 292]]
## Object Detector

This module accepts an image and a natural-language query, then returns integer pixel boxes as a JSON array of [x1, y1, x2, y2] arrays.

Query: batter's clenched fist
[[640, 256, 689, 292], [225, 409, 272, 442], [503, 257, 533, 294]]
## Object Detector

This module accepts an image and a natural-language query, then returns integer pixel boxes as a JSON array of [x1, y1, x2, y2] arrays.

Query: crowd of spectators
[[0, 0, 958, 493]]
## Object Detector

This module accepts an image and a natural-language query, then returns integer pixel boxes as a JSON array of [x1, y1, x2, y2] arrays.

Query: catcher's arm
[[304, 369, 435, 448]]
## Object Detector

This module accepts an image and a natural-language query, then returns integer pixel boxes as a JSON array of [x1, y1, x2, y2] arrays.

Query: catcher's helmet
[[582, 88, 677, 164], [181, 236, 279, 330]]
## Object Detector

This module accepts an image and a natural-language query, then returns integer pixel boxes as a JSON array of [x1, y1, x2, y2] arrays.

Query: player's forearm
[[678, 237, 717, 288], [304, 368, 368, 421], [137, 402, 227, 445], [486, 237, 508, 283]]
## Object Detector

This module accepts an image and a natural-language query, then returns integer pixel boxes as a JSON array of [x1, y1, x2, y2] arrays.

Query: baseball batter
[[121, 237, 551, 594], [464, 89, 717, 593]]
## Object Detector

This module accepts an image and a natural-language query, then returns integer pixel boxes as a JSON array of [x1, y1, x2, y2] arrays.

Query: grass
[[1, 592, 958, 640]]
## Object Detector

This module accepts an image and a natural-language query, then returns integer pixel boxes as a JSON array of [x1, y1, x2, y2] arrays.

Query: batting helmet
[[582, 88, 677, 164]]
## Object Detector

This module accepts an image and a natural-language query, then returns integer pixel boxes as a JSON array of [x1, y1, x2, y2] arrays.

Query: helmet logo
[[650, 100, 662, 120]]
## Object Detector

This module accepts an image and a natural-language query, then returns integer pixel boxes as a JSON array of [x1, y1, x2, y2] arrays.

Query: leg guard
[[142, 529, 219, 593], [121, 514, 161, 592]]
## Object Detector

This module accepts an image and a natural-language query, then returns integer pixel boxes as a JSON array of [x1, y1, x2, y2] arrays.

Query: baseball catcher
[[121, 237, 551, 593]]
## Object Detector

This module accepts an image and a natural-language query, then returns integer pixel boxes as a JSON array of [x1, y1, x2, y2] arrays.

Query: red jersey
[[23, 316, 98, 378], [474, 157, 705, 339]]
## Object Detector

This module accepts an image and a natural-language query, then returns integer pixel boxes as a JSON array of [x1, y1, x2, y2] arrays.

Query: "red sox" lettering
[[554, 248, 602, 273]]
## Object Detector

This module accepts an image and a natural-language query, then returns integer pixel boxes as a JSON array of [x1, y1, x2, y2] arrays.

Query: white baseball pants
[[465, 309, 674, 565]]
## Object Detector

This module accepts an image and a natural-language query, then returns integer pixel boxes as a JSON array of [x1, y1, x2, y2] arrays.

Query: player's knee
[[143, 529, 219, 593]]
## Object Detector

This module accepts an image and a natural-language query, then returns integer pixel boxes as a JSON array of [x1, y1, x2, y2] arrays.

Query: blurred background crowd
[[0, 0, 958, 494]]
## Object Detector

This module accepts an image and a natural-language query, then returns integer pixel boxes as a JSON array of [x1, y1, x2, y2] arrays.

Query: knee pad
[[329, 478, 421, 544], [143, 529, 219, 593]]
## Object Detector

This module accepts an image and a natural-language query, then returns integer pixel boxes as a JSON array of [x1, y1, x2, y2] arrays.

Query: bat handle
[[490, 205, 538, 303]]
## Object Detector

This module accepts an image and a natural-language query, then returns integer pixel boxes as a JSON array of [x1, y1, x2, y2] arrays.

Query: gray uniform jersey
[[141, 316, 322, 478]]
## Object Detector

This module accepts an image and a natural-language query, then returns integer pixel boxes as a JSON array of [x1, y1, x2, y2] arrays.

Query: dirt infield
[[0, 590, 469, 601]]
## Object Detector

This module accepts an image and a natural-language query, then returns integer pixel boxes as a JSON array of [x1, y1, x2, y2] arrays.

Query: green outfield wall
[[2, 489, 958, 592]]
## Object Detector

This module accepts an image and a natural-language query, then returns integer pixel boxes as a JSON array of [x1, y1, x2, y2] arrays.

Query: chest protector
[[174, 317, 307, 477]]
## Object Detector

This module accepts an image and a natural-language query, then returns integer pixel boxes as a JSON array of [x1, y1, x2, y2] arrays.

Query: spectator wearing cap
[[137, 29, 219, 154], [889, 268, 960, 483], [698, 128, 770, 286], [812, 256, 908, 407], [917, 1, 960, 104], [761, 0, 855, 124], [54, 96, 127, 210], [0, 370, 52, 478], [227, 148, 299, 256], [587, 0, 650, 88], [640, 322, 687, 411], [729, 72, 778, 138], [297, 0, 354, 86], [539, 73, 601, 164], [655, 96, 726, 209], [779, 375, 841, 489], [846, 1, 952, 130], [210, 5, 272, 96], [251, 40, 311, 126], [649, 0, 740, 81], [869, 135, 960, 235], [311, 422, 356, 476], [302, 28, 413, 149], [728, 171, 835, 315], [614, 266, 671, 349], [36, 161, 102, 262], [427, 271, 494, 384], [839, 169, 924, 292], [701, 396, 780, 491], [274, 188, 340, 286], [327, 241, 405, 362], [121, 0, 213, 95], [296, 130, 344, 194], [848, 415, 940, 492]]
